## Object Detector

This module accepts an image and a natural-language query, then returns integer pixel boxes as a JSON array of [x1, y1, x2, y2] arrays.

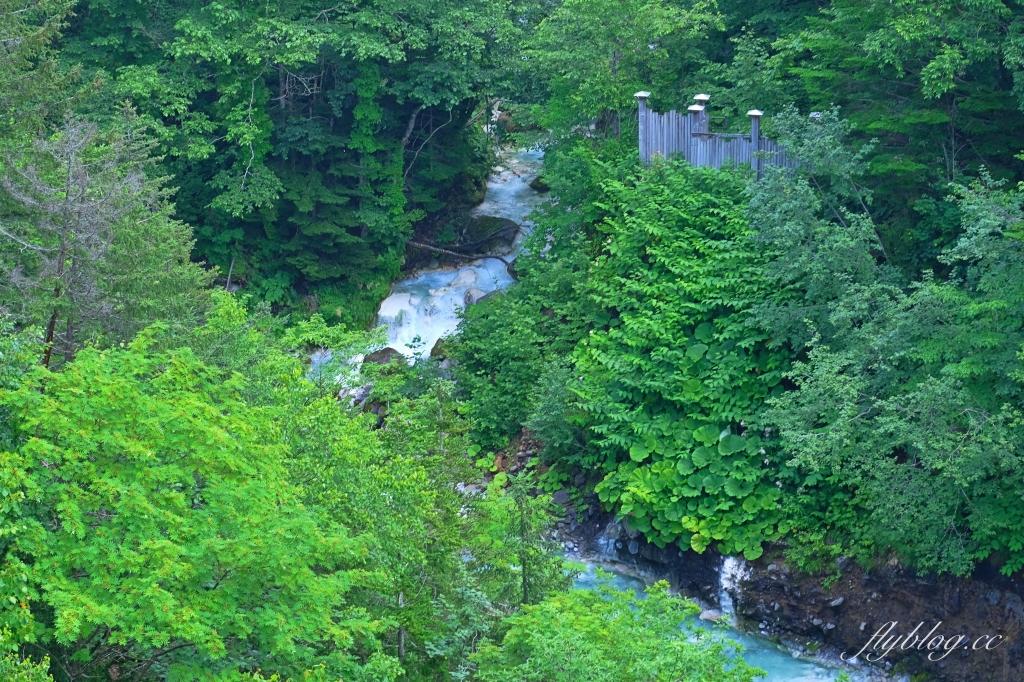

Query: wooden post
[[747, 109, 763, 179], [693, 94, 710, 133], [687, 104, 703, 165], [635, 91, 651, 165]]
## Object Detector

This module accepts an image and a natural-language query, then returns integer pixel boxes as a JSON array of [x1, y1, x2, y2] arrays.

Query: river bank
[[548, 483, 1024, 682]]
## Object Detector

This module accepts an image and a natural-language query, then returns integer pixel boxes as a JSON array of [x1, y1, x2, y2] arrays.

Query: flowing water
[[375, 148, 546, 358], [375, 149, 873, 680], [576, 560, 867, 681]]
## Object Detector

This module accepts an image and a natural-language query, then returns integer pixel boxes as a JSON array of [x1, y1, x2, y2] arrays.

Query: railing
[[636, 92, 795, 177]]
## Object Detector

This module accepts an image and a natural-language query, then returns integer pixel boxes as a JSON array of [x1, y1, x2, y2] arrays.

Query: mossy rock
[[464, 215, 518, 244], [529, 175, 551, 193], [364, 347, 404, 365]]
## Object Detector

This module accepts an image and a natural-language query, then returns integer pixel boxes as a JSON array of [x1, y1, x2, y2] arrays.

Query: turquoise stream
[[575, 562, 854, 681]]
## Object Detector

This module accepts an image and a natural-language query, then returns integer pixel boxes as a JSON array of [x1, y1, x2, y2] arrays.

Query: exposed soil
[[732, 552, 1024, 682]]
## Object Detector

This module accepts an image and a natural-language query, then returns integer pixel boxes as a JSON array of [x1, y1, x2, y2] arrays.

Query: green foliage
[[60, 0, 517, 323], [452, 228, 597, 449], [0, 320, 397, 679], [469, 469, 576, 609], [470, 578, 763, 682], [765, 0, 1024, 269], [526, 0, 721, 136], [751, 111, 1024, 575], [0, 0, 73, 143], [524, 359, 590, 466], [0, 650, 53, 682], [579, 161, 790, 560], [0, 109, 213, 365], [454, 146, 790, 561]]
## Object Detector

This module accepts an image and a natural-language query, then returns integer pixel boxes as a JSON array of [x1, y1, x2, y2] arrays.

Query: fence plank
[[635, 93, 794, 174]]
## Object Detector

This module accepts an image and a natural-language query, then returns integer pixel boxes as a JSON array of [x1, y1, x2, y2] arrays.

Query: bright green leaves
[[597, 427, 783, 558], [629, 442, 650, 461], [685, 343, 709, 361], [692, 425, 721, 447], [576, 161, 790, 560], [719, 433, 746, 455], [0, 331, 391, 678], [690, 446, 710, 468], [724, 477, 755, 498], [526, 0, 721, 134], [471, 579, 763, 682]]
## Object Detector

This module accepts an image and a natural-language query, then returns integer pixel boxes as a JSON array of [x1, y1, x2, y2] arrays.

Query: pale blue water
[[574, 562, 858, 682]]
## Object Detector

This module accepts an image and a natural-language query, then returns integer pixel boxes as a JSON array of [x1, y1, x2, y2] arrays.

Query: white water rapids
[[375, 148, 545, 358]]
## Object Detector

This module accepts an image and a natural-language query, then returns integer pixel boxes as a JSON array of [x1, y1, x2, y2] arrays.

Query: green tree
[[765, 0, 1024, 269], [470, 469, 575, 610], [750, 110, 1024, 575], [61, 0, 521, 323], [0, 0, 72, 143], [471, 578, 763, 682], [526, 0, 720, 136], [0, 110, 212, 366], [0, 327, 398, 680]]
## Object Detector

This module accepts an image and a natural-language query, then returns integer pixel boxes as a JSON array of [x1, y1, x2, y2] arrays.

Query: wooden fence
[[636, 92, 795, 177]]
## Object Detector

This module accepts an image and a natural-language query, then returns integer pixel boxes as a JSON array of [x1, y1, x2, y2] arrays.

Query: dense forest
[[2, 0, 1024, 680]]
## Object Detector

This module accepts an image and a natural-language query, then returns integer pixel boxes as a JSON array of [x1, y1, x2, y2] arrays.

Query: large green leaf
[[692, 425, 720, 446], [724, 477, 755, 498], [718, 434, 746, 456]]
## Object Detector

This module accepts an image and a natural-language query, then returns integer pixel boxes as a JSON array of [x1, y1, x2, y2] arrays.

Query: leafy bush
[[752, 112, 1024, 575], [471, 578, 763, 682], [581, 161, 791, 560], [0, 651, 52, 682], [451, 234, 597, 449]]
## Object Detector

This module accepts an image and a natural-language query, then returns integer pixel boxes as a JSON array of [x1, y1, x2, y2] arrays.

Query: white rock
[[378, 293, 413, 319], [464, 287, 487, 305], [449, 268, 478, 287]]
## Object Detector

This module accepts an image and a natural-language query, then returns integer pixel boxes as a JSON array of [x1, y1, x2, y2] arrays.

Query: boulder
[[460, 216, 519, 252], [430, 337, 448, 359], [449, 268, 478, 287], [364, 347, 404, 365], [464, 287, 487, 305]]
